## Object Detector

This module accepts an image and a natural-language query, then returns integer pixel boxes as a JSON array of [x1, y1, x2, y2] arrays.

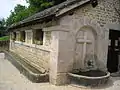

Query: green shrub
[[0, 36, 9, 41]]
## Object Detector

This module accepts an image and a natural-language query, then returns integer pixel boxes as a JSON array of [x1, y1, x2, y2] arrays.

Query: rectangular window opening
[[33, 29, 43, 45]]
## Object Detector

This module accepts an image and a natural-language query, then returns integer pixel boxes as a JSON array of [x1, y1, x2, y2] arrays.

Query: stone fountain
[[68, 54, 110, 86]]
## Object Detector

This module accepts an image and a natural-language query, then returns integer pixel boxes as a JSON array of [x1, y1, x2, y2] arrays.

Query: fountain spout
[[84, 54, 98, 71], [87, 60, 94, 67]]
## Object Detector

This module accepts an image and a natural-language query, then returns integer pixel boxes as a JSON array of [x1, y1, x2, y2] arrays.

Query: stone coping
[[68, 72, 110, 86], [14, 41, 50, 52], [68, 72, 110, 79], [4, 51, 49, 83]]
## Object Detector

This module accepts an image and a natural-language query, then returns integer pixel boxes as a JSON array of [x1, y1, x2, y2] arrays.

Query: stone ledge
[[4, 51, 49, 83], [14, 41, 50, 52], [68, 72, 110, 86]]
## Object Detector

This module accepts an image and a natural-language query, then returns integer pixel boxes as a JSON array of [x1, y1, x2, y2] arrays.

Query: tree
[[53, 0, 66, 5], [0, 18, 7, 37], [6, 4, 27, 26], [6, 11, 15, 26], [6, 0, 67, 26], [26, 0, 53, 12], [26, 0, 66, 11]]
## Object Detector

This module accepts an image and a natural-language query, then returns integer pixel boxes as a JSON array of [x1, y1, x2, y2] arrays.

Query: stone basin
[[4, 51, 49, 83], [68, 70, 110, 86]]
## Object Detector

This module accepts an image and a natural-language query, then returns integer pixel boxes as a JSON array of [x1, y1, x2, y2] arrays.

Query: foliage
[[0, 36, 9, 41], [6, 4, 28, 26], [0, 19, 6, 29], [0, 19, 7, 37], [6, 0, 66, 26], [26, 0, 53, 12]]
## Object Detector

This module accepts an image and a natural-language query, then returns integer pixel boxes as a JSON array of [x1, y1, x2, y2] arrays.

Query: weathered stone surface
[[68, 71, 110, 86], [50, 73, 69, 85], [10, 41, 50, 72], [49, 0, 120, 85], [49, 30, 75, 85], [4, 51, 49, 83], [9, 0, 120, 86]]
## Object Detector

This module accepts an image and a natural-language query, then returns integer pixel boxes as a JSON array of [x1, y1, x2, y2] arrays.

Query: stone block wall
[[48, 0, 120, 85], [58, 0, 120, 71], [10, 31, 51, 72], [59, 0, 120, 28], [43, 31, 51, 46], [74, 0, 120, 27], [10, 43, 50, 72], [74, 0, 120, 67], [9, 0, 120, 85]]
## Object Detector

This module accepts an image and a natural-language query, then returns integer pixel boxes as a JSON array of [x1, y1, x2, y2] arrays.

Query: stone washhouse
[[8, 0, 120, 86]]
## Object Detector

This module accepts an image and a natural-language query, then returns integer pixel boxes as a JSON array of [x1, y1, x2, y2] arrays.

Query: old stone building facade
[[9, 0, 120, 85]]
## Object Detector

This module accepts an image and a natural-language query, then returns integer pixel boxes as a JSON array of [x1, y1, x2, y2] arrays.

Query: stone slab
[[0, 53, 5, 59]]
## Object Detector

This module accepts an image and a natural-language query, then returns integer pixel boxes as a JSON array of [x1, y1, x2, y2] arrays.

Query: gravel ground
[[0, 53, 120, 90]]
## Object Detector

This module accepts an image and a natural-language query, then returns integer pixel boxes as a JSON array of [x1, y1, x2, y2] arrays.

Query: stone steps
[[4, 51, 49, 83]]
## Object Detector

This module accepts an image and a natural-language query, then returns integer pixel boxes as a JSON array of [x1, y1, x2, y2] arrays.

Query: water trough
[[4, 51, 49, 83], [68, 70, 110, 86]]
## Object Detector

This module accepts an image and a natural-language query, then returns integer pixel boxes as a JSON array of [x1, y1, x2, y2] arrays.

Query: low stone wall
[[0, 40, 9, 51], [10, 41, 50, 72]]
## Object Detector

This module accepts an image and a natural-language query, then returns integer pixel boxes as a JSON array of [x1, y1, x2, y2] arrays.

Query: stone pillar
[[47, 26, 74, 85], [9, 32, 12, 50], [25, 30, 33, 44]]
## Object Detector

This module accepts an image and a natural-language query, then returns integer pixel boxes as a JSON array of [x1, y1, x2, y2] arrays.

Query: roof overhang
[[8, 0, 91, 31]]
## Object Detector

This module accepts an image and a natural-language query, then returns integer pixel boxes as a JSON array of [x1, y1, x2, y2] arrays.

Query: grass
[[0, 36, 9, 41]]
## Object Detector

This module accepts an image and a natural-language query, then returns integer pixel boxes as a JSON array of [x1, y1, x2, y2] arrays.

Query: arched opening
[[74, 26, 98, 71]]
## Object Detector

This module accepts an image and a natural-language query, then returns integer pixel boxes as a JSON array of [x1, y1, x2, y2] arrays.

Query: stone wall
[[9, 0, 120, 85], [58, 0, 120, 71], [11, 43, 50, 72], [74, 0, 120, 27], [59, 0, 120, 29], [74, 0, 120, 67], [43, 31, 51, 46], [10, 31, 51, 72], [0, 40, 9, 51], [48, 0, 120, 85]]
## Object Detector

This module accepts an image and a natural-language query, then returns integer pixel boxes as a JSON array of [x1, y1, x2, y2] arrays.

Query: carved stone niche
[[74, 26, 98, 71]]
